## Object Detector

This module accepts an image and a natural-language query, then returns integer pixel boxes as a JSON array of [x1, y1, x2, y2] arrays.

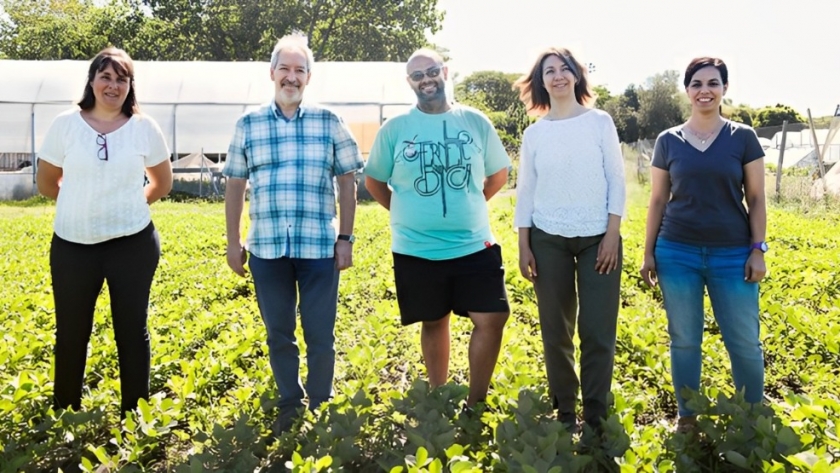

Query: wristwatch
[[337, 234, 355, 244], [750, 241, 768, 253]]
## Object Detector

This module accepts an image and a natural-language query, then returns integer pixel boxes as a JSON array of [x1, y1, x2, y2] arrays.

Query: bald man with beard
[[365, 49, 512, 411]]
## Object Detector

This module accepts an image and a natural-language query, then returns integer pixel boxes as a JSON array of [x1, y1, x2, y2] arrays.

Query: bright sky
[[431, 0, 839, 117]]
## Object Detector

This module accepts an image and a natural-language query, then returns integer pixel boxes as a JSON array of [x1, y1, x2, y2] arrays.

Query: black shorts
[[392, 244, 510, 326]]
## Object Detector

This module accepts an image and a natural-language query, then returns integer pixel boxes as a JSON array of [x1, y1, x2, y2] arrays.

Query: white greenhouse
[[0, 59, 429, 199]]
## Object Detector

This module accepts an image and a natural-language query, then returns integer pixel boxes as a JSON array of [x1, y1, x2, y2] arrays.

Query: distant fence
[[0, 152, 33, 171], [624, 140, 654, 185], [625, 121, 840, 201]]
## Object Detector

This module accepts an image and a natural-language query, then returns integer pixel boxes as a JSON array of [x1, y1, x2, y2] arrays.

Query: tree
[[752, 104, 805, 128], [301, 0, 444, 61], [454, 70, 530, 152], [636, 71, 686, 139], [592, 85, 612, 110], [455, 71, 522, 115], [622, 85, 640, 111], [0, 0, 146, 60], [0, 0, 445, 61], [726, 106, 754, 126], [809, 115, 835, 129], [602, 96, 640, 143]]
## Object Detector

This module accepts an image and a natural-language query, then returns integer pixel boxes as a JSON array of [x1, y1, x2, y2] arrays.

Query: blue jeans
[[249, 255, 339, 412], [654, 238, 764, 417]]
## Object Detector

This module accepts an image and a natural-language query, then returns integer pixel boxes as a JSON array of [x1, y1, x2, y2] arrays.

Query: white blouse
[[38, 109, 170, 244], [514, 108, 626, 237]]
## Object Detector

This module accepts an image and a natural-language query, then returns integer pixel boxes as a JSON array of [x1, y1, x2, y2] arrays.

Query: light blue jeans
[[249, 255, 339, 414], [654, 237, 764, 417]]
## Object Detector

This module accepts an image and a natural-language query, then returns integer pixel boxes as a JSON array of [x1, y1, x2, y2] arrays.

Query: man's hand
[[335, 240, 353, 270], [226, 243, 247, 277]]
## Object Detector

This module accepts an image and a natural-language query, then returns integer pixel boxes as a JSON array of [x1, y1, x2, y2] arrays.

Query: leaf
[[786, 452, 820, 468], [87, 445, 112, 465], [445, 443, 465, 459], [415, 446, 428, 466], [315, 455, 332, 470], [450, 461, 476, 473], [138, 398, 152, 422], [724, 450, 748, 468]]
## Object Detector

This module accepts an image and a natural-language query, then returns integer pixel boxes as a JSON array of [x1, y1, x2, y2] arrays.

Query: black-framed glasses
[[408, 66, 442, 82], [96, 133, 108, 161]]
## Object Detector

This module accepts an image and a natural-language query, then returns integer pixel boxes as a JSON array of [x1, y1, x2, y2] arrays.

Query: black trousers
[[50, 222, 160, 415]]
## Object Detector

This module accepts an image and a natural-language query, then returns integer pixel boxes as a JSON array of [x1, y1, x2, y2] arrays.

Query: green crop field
[[1, 198, 838, 472]]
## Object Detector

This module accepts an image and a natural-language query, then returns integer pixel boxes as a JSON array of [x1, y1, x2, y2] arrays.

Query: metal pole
[[30, 105, 37, 186], [806, 109, 826, 180], [775, 120, 788, 199], [199, 147, 204, 197], [172, 104, 178, 162]]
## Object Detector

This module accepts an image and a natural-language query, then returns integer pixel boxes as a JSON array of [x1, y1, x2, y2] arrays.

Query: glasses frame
[[96, 133, 108, 162], [408, 66, 443, 82]]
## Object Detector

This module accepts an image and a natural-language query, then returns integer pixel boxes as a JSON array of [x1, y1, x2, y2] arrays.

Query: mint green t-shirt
[[364, 105, 511, 260]]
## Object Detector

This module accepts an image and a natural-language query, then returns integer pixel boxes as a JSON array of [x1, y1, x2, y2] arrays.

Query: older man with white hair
[[223, 34, 364, 434]]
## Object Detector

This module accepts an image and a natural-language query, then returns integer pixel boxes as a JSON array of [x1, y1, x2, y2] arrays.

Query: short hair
[[514, 47, 593, 112], [683, 57, 728, 87], [78, 47, 138, 117], [270, 33, 314, 72], [406, 48, 445, 70]]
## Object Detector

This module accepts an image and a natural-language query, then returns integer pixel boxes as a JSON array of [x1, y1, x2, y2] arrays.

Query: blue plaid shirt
[[224, 102, 364, 259]]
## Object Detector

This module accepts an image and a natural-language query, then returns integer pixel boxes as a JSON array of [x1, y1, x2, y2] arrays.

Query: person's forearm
[[365, 176, 392, 210], [144, 181, 171, 204], [38, 181, 60, 200], [144, 161, 173, 204], [225, 179, 247, 246], [644, 200, 666, 256], [518, 227, 531, 249], [747, 196, 767, 244], [36, 162, 61, 200], [606, 213, 621, 235], [337, 173, 357, 235], [483, 168, 508, 201]]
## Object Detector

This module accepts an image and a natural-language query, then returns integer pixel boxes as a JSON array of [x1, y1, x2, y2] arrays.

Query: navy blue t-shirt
[[651, 120, 764, 247]]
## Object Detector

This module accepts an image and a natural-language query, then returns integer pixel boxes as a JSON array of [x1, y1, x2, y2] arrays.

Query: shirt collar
[[270, 101, 305, 121]]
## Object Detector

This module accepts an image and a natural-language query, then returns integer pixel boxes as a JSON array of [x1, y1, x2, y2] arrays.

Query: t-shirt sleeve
[[223, 116, 249, 179], [38, 114, 68, 167], [144, 116, 171, 167], [331, 114, 364, 176], [741, 126, 765, 165], [363, 121, 395, 183], [481, 115, 511, 176], [651, 133, 669, 170]]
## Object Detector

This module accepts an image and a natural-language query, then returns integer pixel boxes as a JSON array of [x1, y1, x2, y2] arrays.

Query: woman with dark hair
[[640, 57, 766, 433], [36, 47, 172, 416], [513, 47, 625, 432]]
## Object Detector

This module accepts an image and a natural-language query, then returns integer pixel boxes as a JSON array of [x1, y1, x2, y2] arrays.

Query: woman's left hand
[[744, 251, 766, 282], [595, 231, 621, 275]]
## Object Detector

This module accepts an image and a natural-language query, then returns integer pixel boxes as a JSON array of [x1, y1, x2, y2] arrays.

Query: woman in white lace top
[[513, 47, 625, 432]]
